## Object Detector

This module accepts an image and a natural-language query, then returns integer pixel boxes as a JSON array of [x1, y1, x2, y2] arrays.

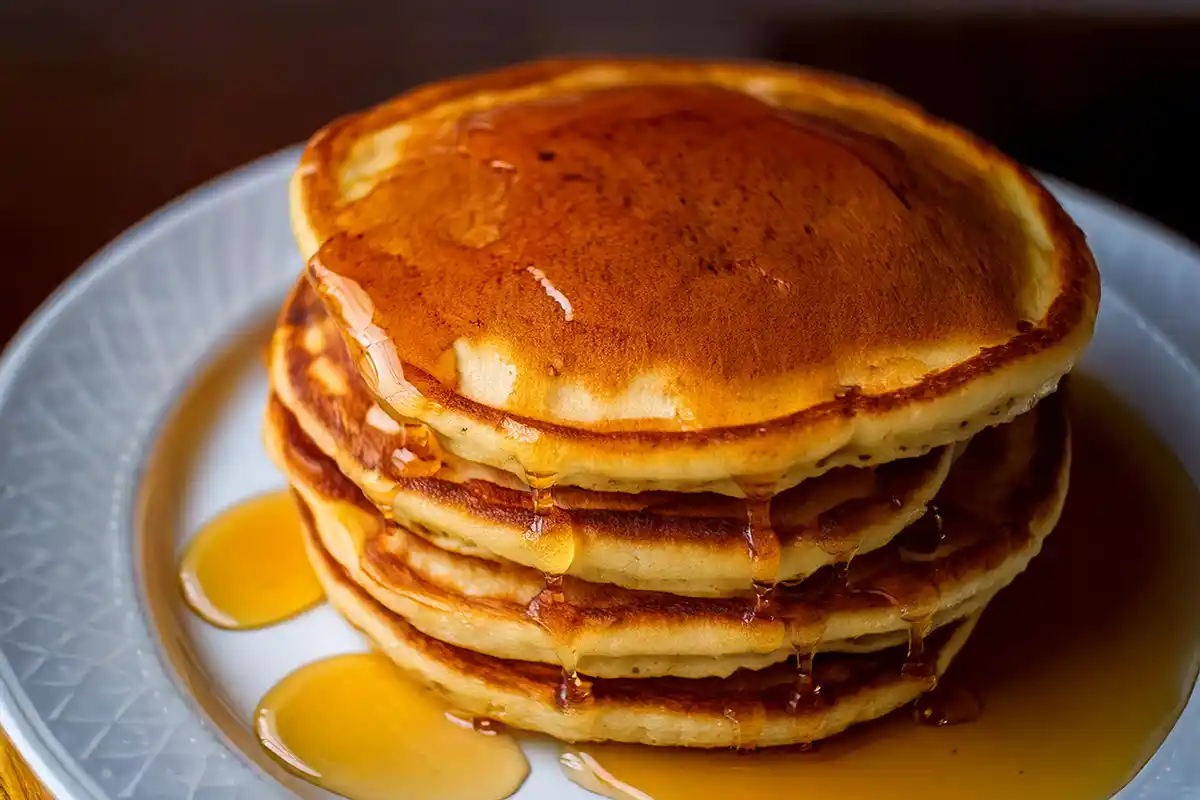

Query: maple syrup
[[899, 614, 938, 682], [179, 491, 323, 629], [721, 701, 768, 751], [738, 480, 783, 621], [557, 663, 595, 710], [913, 682, 982, 727], [391, 421, 443, 478], [785, 649, 822, 714], [897, 504, 946, 557], [852, 574, 942, 682], [560, 377, 1200, 799], [445, 712, 509, 735], [521, 471, 591, 708], [529, 588, 595, 711], [523, 472, 576, 574], [781, 607, 829, 712], [526, 577, 594, 711], [255, 652, 529, 800]]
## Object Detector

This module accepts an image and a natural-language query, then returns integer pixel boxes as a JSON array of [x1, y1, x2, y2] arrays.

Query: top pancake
[[292, 58, 1098, 492]]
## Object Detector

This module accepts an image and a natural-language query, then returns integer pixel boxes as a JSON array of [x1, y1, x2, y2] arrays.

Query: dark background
[[3, 1, 1197, 342]]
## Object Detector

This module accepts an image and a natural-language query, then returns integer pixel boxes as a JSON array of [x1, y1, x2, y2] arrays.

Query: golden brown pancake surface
[[270, 281, 955, 594], [303, 502, 984, 747], [263, 382, 1068, 677], [310, 83, 1025, 417], [291, 58, 1098, 492], [270, 57, 1096, 753]]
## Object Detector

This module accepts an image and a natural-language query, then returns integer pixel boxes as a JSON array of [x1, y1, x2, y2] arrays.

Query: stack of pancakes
[[265, 59, 1099, 748]]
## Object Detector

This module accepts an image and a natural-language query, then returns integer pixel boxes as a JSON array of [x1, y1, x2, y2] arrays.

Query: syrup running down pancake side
[[558, 377, 1200, 799], [263, 388, 1060, 681], [268, 280, 958, 598], [518, 470, 592, 709]]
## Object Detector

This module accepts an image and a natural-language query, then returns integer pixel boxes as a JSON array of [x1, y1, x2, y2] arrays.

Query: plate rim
[[0, 145, 302, 800], [0, 149, 1197, 799]]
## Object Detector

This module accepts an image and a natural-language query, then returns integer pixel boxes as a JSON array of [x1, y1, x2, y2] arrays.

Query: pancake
[[264, 386, 1068, 679], [271, 281, 955, 595], [303, 511, 983, 748], [290, 58, 1098, 494]]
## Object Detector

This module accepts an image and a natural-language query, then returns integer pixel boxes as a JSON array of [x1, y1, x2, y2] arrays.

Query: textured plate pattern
[[0, 147, 1196, 798], [0, 151, 301, 799]]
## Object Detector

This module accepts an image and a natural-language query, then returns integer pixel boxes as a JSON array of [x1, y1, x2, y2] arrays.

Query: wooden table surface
[[0, 3, 1195, 795], [0, 731, 48, 800]]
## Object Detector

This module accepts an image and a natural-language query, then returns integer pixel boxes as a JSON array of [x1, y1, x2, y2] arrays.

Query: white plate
[[0, 147, 1197, 799]]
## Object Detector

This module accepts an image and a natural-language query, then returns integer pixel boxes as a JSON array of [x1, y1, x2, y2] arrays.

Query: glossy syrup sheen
[[309, 82, 1035, 431], [179, 490, 324, 629], [255, 652, 530, 800], [561, 377, 1200, 799], [521, 472, 593, 708]]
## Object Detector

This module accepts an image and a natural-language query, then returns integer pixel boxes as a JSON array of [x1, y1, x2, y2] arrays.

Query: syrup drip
[[351, 345, 381, 396], [529, 473, 556, 513], [877, 507, 952, 679], [523, 472, 576, 574], [814, 514, 862, 585], [391, 421, 443, 478], [750, 582, 774, 617], [825, 542, 860, 585], [547, 621, 594, 711], [522, 473, 589, 712], [557, 662, 595, 711], [179, 491, 323, 629], [523, 579, 592, 711], [744, 496, 781, 585], [897, 505, 946, 558], [255, 652, 529, 800], [525, 591, 593, 711], [445, 711, 508, 735], [913, 683, 982, 727], [542, 571, 566, 601], [739, 481, 782, 621], [557, 377, 1200, 800], [308, 270, 419, 411], [783, 610, 828, 714], [722, 701, 768, 751], [854, 574, 942, 683], [523, 474, 588, 714], [900, 614, 938, 682], [786, 649, 822, 714]]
